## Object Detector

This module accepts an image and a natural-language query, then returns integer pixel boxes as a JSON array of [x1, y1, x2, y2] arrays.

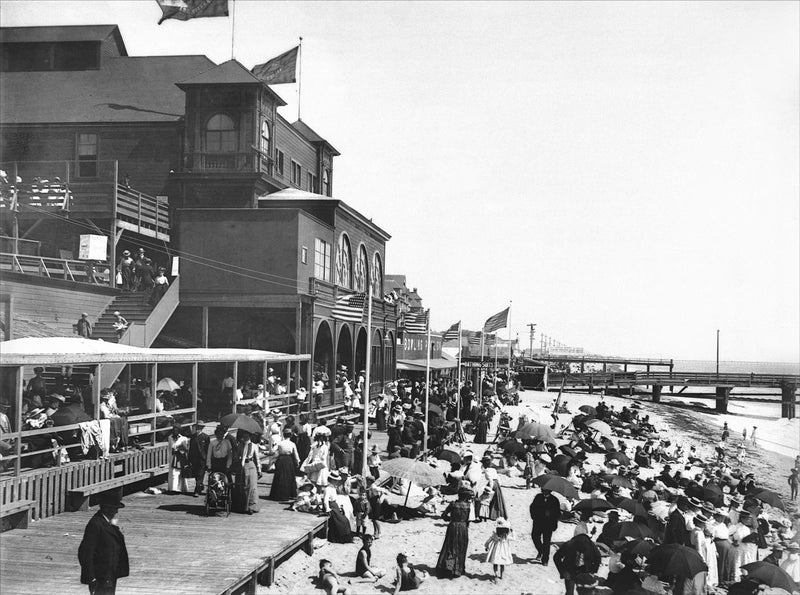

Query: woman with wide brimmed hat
[[323, 470, 353, 544], [436, 487, 473, 578], [270, 427, 301, 502], [232, 430, 261, 515]]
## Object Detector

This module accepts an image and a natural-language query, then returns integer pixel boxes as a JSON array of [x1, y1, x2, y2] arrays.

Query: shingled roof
[[291, 119, 340, 156], [0, 24, 127, 55], [0, 55, 215, 124]]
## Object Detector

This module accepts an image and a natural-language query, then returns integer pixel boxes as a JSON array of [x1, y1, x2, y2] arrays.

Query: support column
[[781, 382, 797, 419], [652, 384, 662, 403], [201, 307, 209, 348], [715, 386, 731, 414]]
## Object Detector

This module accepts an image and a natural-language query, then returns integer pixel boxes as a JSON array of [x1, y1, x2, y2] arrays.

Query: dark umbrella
[[499, 438, 518, 449], [741, 561, 798, 592], [531, 474, 579, 499], [619, 538, 656, 557], [600, 437, 615, 451], [502, 441, 527, 457], [606, 451, 632, 466], [573, 498, 613, 513], [618, 521, 657, 540], [701, 483, 724, 507], [559, 445, 579, 458], [751, 489, 785, 511], [616, 497, 648, 519], [50, 403, 91, 426], [647, 544, 707, 579], [579, 405, 597, 416], [436, 449, 461, 465], [552, 454, 574, 477], [218, 413, 263, 435], [517, 422, 556, 443], [428, 403, 443, 417], [603, 474, 635, 489]]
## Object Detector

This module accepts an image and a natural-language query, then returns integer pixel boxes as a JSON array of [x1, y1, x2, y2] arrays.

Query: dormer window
[[205, 113, 236, 152]]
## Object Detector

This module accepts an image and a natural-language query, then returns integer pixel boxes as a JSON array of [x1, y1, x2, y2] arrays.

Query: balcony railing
[[309, 277, 398, 321], [0, 252, 111, 284], [115, 184, 169, 240], [185, 151, 255, 173]]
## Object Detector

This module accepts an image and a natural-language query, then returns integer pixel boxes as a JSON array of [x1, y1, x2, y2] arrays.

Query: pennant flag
[[442, 321, 460, 342], [404, 309, 429, 335], [483, 307, 509, 333], [252, 46, 299, 85], [156, 0, 229, 24], [331, 292, 366, 323], [467, 331, 482, 345]]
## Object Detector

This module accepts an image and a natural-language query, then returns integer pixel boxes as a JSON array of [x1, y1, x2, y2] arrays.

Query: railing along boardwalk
[[0, 444, 170, 521], [0, 476, 327, 594], [547, 370, 800, 389]]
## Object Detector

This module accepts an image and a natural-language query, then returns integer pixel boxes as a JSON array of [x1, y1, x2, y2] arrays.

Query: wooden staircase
[[92, 292, 154, 343]]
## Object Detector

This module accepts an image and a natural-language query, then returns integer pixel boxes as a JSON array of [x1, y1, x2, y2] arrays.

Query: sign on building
[[78, 235, 108, 261]]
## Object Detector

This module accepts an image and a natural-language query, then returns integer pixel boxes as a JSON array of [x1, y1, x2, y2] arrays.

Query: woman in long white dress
[[691, 516, 718, 588], [167, 424, 190, 493], [302, 433, 330, 489]]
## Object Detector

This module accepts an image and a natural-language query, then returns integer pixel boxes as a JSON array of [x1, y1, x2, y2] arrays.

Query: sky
[[2, 1, 799, 362]]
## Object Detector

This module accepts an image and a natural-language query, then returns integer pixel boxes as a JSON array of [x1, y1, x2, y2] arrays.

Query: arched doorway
[[372, 329, 384, 387], [385, 331, 396, 383], [336, 325, 353, 378], [355, 327, 368, 379], [313, 321, 334, 387]]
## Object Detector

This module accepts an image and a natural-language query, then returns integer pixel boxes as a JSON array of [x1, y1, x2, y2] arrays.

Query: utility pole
[[527, 323, 536, 360], [716, 329, 720, 378]]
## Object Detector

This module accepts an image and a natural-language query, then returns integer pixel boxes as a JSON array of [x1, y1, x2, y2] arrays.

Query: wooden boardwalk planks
[[1, 477, 326, 595]]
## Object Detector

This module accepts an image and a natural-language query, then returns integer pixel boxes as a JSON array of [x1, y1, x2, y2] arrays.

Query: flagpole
[[423, 309, 431, 458], [493, 333, 498, 391], [507, 300, 513, 386], [297, 36, 303, 121], [479, 331, 484, 403], [363, 285, 372, 477], [230, 0, 236, 60], [456, 321, 462, 420]]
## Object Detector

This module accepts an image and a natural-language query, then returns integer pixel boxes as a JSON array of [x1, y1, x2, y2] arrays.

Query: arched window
[[260, 119, 270, 154], [371, 252, 383, 297], [335, 233, 352, 289], [354, 244, 369, 292], [206, 113, 236, 152], [322, 169, 330, 196]]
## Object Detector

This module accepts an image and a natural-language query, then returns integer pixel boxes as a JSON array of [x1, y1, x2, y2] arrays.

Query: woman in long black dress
[[474, 410, 488, 444], [436, 487, 472, 578], [295, 414, 312, 464], [270, 428, 300, 501]]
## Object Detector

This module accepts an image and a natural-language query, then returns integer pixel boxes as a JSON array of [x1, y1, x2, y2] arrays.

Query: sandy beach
[[258, 388, 800, 595]]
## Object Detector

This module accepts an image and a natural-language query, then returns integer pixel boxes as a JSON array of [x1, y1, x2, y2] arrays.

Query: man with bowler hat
[[78, 489, 129, 594], [530, 487, 561, 565]]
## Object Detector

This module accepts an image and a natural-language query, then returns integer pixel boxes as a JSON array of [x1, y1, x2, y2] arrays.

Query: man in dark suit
[[78, 491, 129, 594], [664, 496, 690, 545], [530, 488, 561, 565], [553, 534, 602, 595]]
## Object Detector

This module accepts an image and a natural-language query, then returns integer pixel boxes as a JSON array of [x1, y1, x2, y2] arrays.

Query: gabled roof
[[292, 119, 340, 156], [0, 24, 127, 56], [0, 55, 215, 124], [176, 59, 287, 105]]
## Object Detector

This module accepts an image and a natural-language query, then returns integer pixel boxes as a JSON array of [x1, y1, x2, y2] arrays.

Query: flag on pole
[[404, 309, 429, 335], [483, 307, 509, 333], [331, 292, 366, 323], [156, 0, 229, 24], [467, 331, 482, 345], [252, 46, 299, 84], [442, 321, 460, 342]]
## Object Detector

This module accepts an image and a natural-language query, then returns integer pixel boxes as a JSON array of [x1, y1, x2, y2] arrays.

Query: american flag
[[404, 309, 429, 334], [442, 321, 460, 342], [483, 307, 509, 333], [467, 331, 482, 345], [332, 292, 366, 323]]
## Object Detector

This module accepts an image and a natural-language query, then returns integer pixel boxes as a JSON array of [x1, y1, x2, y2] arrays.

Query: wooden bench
[[0, 499, 36, 532], [68, 466, 168, 511], [314, 404, 361, 424]]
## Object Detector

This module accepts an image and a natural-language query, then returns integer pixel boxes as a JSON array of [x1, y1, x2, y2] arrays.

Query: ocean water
[[632, 360, 800, 375]]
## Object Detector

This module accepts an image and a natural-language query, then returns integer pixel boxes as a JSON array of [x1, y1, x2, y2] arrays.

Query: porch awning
[[397, 357, 458, 372]]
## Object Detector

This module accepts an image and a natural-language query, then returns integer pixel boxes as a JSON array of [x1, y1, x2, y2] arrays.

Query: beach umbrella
[[502, 441, 527, 457], [741, 562, 798, 592], [619, 521, 657, 540], [559, 445, 579, 458], [602, 474, 635, 490], [156, 377, 181, 392], [436, 449, 461, 465], [585, 419, 613, 437], [552, 454, 574, 477], [752, 489, 785, 511], [382, 457, 446, 488], [620, 538, 657, 557], [598, 437, 614, 452], [516, 422, 556, 444], [579, 405, 597, 416], [427, 403, 443, 417], [647, 544, 707, 579], [616, 497, 648, 519], [573, 498, 613, 513], [218, 413, 263, 435], [701, 483, 724, 507], [606, 451, 631, 466], [531, 474, 579, 500]]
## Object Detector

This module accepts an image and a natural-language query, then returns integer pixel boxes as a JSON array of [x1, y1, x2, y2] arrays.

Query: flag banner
[[483, 307, 509, 333], [443, 321, 460, 342], [157, 0, 229, 24], [252, 46, 299, 84], [332, 292, 366, 323], [485, 334, 496, 345], [467, 331, 482, 345], [404, 310, 429, 335]]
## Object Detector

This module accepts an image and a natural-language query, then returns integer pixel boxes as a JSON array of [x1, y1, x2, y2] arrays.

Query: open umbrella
[[436, 449, 461, 465], [741, 562, 797, 593], [579, 405, 597, 416], [573, 498, 613, 513], [502, 441, 527, 457], [427, 403, 443, 417], [647, 544, 707, 579], [602, 474, 635, 490], [606, 451, 632, 466], [156, 377, 181, 392], [559, 445, 579, 458], [516, 422, 556, 444], [218, 413, 263, 435], [531, 474, 579, 499], [752, 489, 785, 511], [382, 457, 447, 505], [599, 437, 615, 451], [701, 483, 724, 507], [618, 521, 657, 540], [619, 538, 656, 557], [616, 497, 648, 519], [552, 454, 574, 477], [585, 419, 613, 438]]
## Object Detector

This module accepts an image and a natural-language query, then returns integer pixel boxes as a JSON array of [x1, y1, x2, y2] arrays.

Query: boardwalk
[[1, 475, 325, 595]]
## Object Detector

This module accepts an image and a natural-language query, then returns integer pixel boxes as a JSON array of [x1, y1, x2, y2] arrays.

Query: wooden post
[[232, 361, 239, 414], [14, 365, 23, 475], [192, 362, 199, 425], [781, 382, 796, 419], [715, 386, 730, 414], [151, 362, 158, 445], [652, 384, 662, 404], [94, 363, 102, 420]]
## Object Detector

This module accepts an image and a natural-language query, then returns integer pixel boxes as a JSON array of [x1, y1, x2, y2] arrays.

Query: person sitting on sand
[[354, 534, 386, 581], [393, 553, 426, 593], [318, 559, 350, 595]]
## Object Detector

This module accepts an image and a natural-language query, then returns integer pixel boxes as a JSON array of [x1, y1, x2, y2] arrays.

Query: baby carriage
[[205, 471, 231, 516]]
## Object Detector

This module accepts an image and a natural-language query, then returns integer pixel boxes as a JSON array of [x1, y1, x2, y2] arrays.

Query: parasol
[[552, 454, 574, 477], [616, 497, 648, 519], [579, 405, 597, 415], [585, 418, 613, 437], [619, 538, 656, 557], [618, 521, 657, 540], [156, 377, 181, 392], [516, 422, 556, 443], [740, 562, 797, 593], [427, 403, 443, 417], [602, 474, 635, 490], [599, 437, 615, 451], [436, 449, 461, 465], [382, 457, 447, 506], [701, 483, 724, 507], [606, 451, 631, 466], [751, 489, 785, 511], [218, 413, 263, 435], [573, 498, 613, 513], [647, 544, 707, 579], [531, 474, 579, 499]]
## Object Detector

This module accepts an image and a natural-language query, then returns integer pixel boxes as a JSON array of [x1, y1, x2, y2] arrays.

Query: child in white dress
[[484, 517, 514, 581]]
